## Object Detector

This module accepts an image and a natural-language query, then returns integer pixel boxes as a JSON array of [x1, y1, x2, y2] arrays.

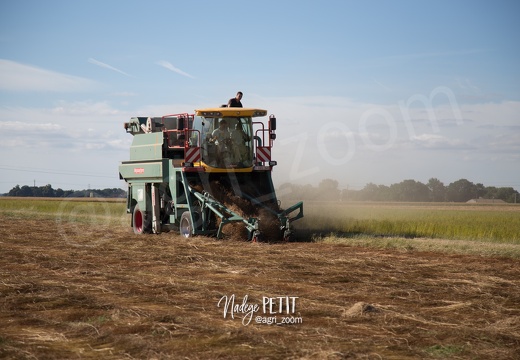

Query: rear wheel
[[132, 205, 151, 234], [251, 231, 261, 243], [180, 212, 193, 238]]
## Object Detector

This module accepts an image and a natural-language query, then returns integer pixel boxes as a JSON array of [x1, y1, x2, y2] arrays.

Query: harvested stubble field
[[1, 198, 520, 359]]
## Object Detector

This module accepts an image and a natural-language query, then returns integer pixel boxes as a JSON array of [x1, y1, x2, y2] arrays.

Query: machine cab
[[193, 108, 268, 171]]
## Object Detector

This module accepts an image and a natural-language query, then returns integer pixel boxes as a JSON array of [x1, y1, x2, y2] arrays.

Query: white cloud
[[112, 91, 138, 97], [50, 100, 121, 118], [1, 138, 27, 147], [411, 134, 471, 150], [365, 49, 490, 68], [486, 132, 520, 156], [0, 102, 129, 151], [156, 60, 195, 78], [0, 59, 97, 92], [459, 101, 520, 127], [0, 121, 62, 133], [107, 138, 132, 150], [88, 58, 131, 77]]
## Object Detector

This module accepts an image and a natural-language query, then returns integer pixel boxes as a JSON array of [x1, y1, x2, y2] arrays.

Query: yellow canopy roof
[[194, 108, 267, 117]]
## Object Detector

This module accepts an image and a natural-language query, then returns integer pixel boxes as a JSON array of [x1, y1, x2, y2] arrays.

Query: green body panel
[[119, 159, 168, 183], [129, 132, 164, 161]]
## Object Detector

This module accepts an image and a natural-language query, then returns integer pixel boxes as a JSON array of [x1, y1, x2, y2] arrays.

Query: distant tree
[[93, 188, 127, 198], [32, 186, 42, 197], [446, 179, 477, 202], [360, 183, 379, 201], [495, 187, 518, 203], [8, 185, 21, 197], [475, 183, 487, 199], [41, 184, 55, 197], [275, 178, 520, 203], [427, 178, 446, 202], [19, 185, 33, 197], [5, 184, 126, 198], [390, 180, 430, 202], [318, 179, 340, 201], [476, 185, 519, 203], [358, 183, 391, 201], [484, 186, 498, 199]]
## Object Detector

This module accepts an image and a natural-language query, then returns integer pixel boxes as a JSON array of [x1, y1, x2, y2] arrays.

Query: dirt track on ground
[[1, 215, 519, 359]]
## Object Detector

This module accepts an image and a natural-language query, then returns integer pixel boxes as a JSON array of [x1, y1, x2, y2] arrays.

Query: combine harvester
[[119, 107, 303, 241]]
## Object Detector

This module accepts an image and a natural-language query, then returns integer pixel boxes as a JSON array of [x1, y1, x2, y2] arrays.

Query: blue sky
[[1, 0, 519, 193]]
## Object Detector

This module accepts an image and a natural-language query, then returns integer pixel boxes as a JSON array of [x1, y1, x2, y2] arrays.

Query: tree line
[[279, 178, 519, 203], [5, 179, 518, 203], [4, 184, 126, 198]]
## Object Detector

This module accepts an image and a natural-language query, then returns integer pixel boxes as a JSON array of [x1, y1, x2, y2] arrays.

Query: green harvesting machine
[[118, 107, 303, 241]]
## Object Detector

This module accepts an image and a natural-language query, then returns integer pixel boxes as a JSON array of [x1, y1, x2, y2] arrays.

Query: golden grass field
[[1, 198, 519, 359]]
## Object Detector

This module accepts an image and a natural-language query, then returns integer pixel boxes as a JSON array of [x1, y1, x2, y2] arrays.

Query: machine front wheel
[[132, 205, 151, 235], [180, 212, 193, 238]]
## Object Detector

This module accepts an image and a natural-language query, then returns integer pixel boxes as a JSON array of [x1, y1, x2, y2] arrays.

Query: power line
[[0, 165, 114, 179]]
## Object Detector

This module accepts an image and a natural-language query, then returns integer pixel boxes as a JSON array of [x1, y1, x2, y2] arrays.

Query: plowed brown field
[[1, 203, 520, 359]]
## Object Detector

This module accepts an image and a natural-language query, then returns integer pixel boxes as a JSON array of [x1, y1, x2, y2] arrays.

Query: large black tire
[[132, 205, 151, 235], [179, 211, 193, 238]]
